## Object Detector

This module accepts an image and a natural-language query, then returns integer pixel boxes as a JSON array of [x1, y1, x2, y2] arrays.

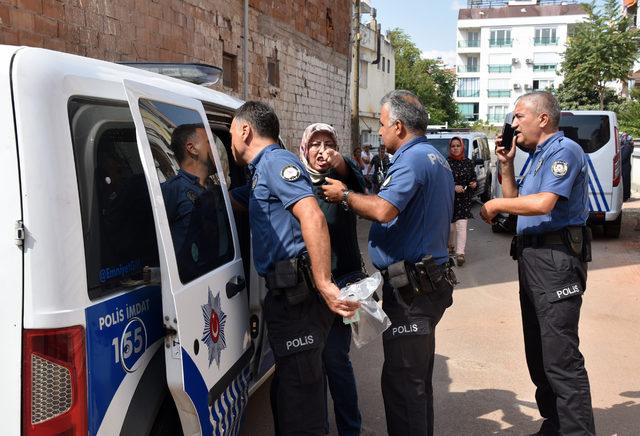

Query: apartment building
[[455, 0, 587, 124]]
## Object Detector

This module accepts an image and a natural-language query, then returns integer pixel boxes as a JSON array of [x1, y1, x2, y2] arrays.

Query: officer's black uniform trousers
[[264, 290, 333, 436], [518, 244, 595, 435], [380, 281, 453, 436]]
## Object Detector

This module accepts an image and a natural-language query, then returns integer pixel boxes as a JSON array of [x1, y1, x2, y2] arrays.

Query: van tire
[[150, 393, 184, 436], [603, 215, 622, 238], [480, 174, 492, 203]]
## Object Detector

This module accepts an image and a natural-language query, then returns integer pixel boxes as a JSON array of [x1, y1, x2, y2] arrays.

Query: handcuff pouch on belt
[[267, 254, 316, 305], [386, 255, 457, 306]]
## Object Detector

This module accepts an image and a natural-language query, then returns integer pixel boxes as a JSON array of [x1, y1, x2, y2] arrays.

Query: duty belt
[[517, 230, 565, 248]]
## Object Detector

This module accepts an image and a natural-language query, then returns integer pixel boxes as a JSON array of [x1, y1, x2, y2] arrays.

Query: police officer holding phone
[[229, 101, 359, 436], [323, 90, 455, 436], [481, 91, 595, 436]]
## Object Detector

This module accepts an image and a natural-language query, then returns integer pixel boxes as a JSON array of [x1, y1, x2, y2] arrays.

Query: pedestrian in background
[[299, 122, 365, 436], [621, 132, 633, 202], [360, 144, 373, 191], [370, 144, 391, 194], [447, 136, 477, 266], [481, 91, 595, 436], [229, 102, 359, 436], [352, 145, 364, 172], [322, 90, 455, 436]]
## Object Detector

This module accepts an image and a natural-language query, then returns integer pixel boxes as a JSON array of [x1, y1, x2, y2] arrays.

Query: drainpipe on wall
[[243, 0, 249, 101]]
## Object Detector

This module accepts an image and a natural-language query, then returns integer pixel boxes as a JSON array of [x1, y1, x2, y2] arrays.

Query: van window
[[425, 137, 469, 158], [559, 115, 611, 153], [137, 99, 235, 284], [68, 98, 160, 300]]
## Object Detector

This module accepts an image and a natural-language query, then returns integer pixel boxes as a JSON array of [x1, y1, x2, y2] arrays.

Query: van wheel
[[603, 215, 622, 238], [480, 175, 492, 203], [150, 393, 183, 436]]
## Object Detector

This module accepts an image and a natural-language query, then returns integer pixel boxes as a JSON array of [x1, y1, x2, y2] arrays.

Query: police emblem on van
[[201, 288, 227, 367]]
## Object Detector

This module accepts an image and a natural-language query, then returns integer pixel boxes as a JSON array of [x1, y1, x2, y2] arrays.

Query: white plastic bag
[[338, 272, 391, 348]]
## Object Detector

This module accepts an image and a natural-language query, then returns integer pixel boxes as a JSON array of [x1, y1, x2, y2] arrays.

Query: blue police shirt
[[232, 144, 313, 276], [517, 131, 589, 235], [161, 169, 206, 253], [369, 137, 454, 269]]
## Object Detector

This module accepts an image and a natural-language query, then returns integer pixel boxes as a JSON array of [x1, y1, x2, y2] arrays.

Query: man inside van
[[228, 101, 359, 435], [162, 124, 226, 282], [480, 91, 595, 436]]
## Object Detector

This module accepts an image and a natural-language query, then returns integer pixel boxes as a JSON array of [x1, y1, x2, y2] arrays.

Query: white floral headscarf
[[299, 123, 339, 184]]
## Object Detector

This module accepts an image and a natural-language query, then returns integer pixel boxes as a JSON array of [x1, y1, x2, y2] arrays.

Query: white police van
[[425, 130, 493, 202], [491, 110, 624, 237], [1, 45, 275, 435]]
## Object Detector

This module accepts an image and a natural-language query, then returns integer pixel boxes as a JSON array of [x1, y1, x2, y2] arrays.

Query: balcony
[[458, 40, 481, 48], [487, 89, 511, 98], [533, 64, 557, 72], [487, 113, 507, 123], [534, 37, 559, 46], [457, 65, 480, 73], [457, 89, 480, 98], [489, 39, 512, 48], [488, 64, 512, 73]]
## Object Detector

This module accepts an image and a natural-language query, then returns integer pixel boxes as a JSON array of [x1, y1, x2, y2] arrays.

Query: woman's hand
[[323, 148, 344, 169], [469, 180, 478, 190], [455, 185, 465, 194]]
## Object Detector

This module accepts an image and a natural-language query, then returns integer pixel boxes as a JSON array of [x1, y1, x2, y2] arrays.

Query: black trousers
[[518, 245, 595, 436], [380, 280, 452, 436], [264, 290, 333, 436]]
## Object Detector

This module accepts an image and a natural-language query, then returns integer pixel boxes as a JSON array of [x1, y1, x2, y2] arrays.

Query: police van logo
[[281, 165, 301, 181], [381, 176, 392, 188], [551, 160, 568, 177], [201, 288, 227, 368]]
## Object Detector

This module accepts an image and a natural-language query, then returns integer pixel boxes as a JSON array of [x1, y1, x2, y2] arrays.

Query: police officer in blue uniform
[[481, 91, 595, 436], [323, 90, 455, 436], [229, 101, 359, 436]]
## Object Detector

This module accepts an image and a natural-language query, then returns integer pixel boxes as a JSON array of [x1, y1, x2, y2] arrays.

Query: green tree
[[387, 29, 460, 125], [559, 0, 640, 110]]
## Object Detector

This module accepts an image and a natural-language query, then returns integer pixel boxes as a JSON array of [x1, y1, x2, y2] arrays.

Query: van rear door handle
[[226, 276, 246, 298]]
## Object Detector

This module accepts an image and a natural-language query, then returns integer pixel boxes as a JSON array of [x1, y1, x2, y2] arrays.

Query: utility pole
[[350, 0, 361, 151]]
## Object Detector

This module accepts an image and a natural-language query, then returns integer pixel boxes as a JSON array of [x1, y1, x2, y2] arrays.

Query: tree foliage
[[558, 0, 640, 110], [387, 28, 460, 125]]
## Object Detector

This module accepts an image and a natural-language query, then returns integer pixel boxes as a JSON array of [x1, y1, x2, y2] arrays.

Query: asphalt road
[[240, 197, 640, 435]]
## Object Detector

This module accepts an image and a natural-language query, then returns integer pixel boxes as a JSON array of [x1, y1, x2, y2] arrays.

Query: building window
[[458, 103, 479, 121], [223, 52, 238, 90], [267, 56, 280, 87], [488, 78, 511, 98], [532, 52, 559, 73], [359, 60, 368, 88], [457, 78, 480, 98], [533, 79, 555, 90], [382, 56, 386, 72], [487, 105, 509, 123], [534, 28, 558, 46], [490, 29, 512, 47], [459, 31, 480, 48], [488, 53, 511, 73], [387, 59, 390, 74]]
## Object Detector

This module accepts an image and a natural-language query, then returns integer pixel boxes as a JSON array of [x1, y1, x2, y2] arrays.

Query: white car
[[1, 45, 274, 435], [491, 111, 624, 237]]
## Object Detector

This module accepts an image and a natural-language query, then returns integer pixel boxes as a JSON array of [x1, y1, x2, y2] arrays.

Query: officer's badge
[[281, 165, 301, 181], [201, 288, 227, 368], [187, 190, 198, 203], [381, 175, 392, 188], [251, 174, 258, 189], [534, 158, 544, 175], [551, 160, 568, 178]]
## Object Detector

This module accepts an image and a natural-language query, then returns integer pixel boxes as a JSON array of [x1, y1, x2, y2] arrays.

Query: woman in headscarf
[[299, 122, 365, 436], [447, 136, 477, 266]]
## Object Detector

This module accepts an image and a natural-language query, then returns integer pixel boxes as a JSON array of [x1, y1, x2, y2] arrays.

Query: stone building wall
[[0, 0, 352, 150]]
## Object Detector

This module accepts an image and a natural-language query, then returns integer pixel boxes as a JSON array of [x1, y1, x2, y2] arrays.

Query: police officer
[[323, 90, 455, 436], [481, 91, 595, 436], [229, 101, 359, 436]]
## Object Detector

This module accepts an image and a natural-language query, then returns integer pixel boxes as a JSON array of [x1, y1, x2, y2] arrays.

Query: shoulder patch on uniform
[[281, 165, 301, 181], [551, 160, 568, 177], [381, 175, 392, 188], [187, 190, 198, 202]]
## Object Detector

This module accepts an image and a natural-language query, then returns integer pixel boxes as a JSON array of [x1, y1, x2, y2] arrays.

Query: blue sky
[[371, 0, 608, 66]]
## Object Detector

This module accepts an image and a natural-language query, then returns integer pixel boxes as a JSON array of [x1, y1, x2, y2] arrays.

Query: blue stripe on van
[[586, 155, 610, 211], [587, 176, 601, 212]]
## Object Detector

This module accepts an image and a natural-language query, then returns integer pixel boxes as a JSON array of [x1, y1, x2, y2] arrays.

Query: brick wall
[[0, 0, 352, 150]]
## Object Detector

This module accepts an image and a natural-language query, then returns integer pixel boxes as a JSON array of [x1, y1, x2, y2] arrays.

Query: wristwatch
[[341, 189, 352, 210]]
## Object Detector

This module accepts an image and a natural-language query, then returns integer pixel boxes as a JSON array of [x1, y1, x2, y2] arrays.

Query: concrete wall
[[0, 0, 352, 150]]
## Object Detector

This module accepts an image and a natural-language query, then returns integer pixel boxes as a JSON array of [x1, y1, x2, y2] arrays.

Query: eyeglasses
[[308, 140, 337, 150]]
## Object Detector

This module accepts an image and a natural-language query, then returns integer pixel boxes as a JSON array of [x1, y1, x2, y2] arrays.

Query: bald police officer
[[323, 90, 455, 436], [481, 91, 595, 436], [229, 101, 359, 436]]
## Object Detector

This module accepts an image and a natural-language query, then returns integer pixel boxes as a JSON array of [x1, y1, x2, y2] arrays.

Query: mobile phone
[[501, 122, 515, 151]]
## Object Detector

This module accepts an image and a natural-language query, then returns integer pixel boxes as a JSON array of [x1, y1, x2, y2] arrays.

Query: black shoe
[[529, 420, 560, 436]]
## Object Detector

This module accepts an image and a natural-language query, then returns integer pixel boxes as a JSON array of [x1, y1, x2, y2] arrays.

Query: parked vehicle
[[1, 45, 274, 436], [425, 130, 493, 202], [491, 111, 623, 237]]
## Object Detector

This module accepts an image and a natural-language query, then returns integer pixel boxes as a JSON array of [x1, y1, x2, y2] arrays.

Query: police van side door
[[123, 80, 251, 435], [471, 138, 486, 195]]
